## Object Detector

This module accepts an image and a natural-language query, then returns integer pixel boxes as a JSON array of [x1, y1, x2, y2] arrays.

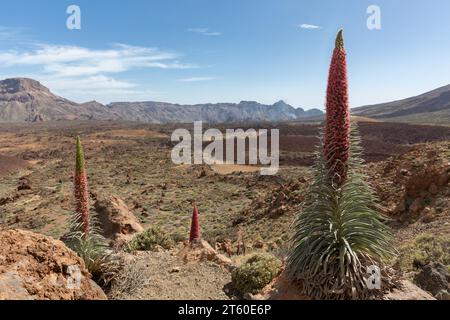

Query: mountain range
[[0, 78, 322, 123], [1, 78, 449, 125]]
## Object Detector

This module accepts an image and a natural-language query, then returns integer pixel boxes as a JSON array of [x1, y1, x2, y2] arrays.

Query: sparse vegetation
[[127, 226, 174, 252], [170, 227, 188, 243], [109, 258, 150, 300], [398, 233, 450, 273], [0, 114, 448, 301], [231, 253, 282, 295]]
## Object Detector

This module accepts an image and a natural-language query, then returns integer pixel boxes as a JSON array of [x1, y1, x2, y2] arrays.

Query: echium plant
[[74, 136, 90, 236], [324, 30, 351, 186], [189, 204, 201, 244], [65, 136, 118, 285], [287, 30, 395, 300]]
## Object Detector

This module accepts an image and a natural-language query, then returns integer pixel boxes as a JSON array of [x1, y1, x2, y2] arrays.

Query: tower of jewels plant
[[189, 204, 201, 243], [287, 30, 395, 299], [74, 136, 90, 236], [65, 136, 118, 285]]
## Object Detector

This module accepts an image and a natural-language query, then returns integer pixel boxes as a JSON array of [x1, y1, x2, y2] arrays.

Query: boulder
[[17, 177, 31, 191], [436, 290, 450, 300], [409, 198, 423, 214], [178, 239, 236, 271], [94, 195, 144, 247], [0, 229, 107, 300], [414, 262, 449, 297], [420, 207, 437, 223], [0, 271, 33, 300], [385, 280, 435, 300]]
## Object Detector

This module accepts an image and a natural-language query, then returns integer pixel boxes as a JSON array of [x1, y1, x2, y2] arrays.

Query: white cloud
[[177, 76, 216, 82], [45, 75, 135, 91], [0, 43, 194, 76], [299, 24, 322, 30], [188, 28, 222, 36], [0, 42, 197, 103], [187, 28, 209, 33]]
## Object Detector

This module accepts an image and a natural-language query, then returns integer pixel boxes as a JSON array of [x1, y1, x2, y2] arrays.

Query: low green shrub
[[127, 226, 173, 252], [231, 252, 282, 295], [398, 233, 450, 272], [170, 228, 187, 243]]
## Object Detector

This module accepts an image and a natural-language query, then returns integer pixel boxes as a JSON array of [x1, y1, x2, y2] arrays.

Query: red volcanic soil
[[193, 121, 450, 166], [0, 155, 28, 176], [278, 122, 450, 165]]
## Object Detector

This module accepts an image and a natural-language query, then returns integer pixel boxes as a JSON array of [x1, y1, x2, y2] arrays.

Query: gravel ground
[[115, 250, 232, 300]]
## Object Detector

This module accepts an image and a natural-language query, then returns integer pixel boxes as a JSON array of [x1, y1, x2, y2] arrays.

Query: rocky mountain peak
[[0, 78, 50, 95], [273, 100, 289, 107]]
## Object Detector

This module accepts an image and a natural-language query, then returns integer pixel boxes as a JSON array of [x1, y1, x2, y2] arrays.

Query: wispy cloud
[[43, 75, 160, 103], [298, 24, 322, 30], [187, 28, 222, 36], [177, 76, 216, 82], [0, 43, 195, 76], [0, 26, 31, 42], [0, 42, 197, 102]]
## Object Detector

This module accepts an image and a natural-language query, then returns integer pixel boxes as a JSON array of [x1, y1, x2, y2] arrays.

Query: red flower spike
[[189, 205, 200, 243], [324, 29, 351, 185], [74, 136, 90, 236]]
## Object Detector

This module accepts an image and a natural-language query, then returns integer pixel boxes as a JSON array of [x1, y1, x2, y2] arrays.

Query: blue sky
[[0, 0, 449, 109]]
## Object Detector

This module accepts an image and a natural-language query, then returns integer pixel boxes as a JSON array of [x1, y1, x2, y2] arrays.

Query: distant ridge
[[353, 84, 450, 125], [107, 100, 322, 123], [0, 78, 322, 123]]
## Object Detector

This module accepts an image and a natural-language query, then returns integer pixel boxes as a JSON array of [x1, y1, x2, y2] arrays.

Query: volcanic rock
[[0, 229, 107, 300], [94, 195, 144, 248]]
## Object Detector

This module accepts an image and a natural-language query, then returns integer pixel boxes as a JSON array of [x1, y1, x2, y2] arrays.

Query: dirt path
[[121, 250, 232, 300]]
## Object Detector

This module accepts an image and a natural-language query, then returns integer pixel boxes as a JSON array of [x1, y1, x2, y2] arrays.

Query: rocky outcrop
[[367, 142, 450, 223], [397, 166, 449, 222], [0, 229, 107, 300], [399, 161, 450, 218], [384, 280, 436, 300], [94, 195, 143, 248], [178, 239, 236, 271], [414, 262, 450, 299]]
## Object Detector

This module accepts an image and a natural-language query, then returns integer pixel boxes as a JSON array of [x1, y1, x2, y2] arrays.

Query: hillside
[[0, 78, 322, 123], [353, 84, 450, 125], [0, 78, 112, 122]]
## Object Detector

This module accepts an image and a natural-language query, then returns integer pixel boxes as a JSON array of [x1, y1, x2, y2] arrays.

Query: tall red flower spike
[[74, 136, 90, 236], [324, 29, 351, 185], [189, 205, 200, 243]]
